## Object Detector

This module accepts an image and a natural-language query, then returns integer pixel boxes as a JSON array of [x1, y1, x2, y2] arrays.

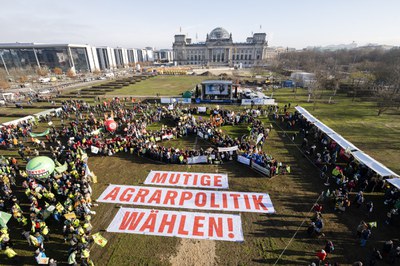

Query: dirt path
[[169, 239, 217, 266]]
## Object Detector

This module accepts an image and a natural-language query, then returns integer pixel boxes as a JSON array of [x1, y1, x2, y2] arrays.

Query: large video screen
[[205, 84, 229, 95]]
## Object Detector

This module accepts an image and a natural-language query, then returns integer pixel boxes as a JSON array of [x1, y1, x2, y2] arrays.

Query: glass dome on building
[[209, 27, 230, 40]]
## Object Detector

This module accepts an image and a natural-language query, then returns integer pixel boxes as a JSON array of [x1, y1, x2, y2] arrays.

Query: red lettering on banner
[[120, 188, 135, 202], [214, 175, 222, 187], [227, 217, 235, 238], [193, 174, 198, 186], [179, 191, 193, 206], [193, 216, 205, 236], [119, 211, 144, 230], [194, 192, 207, 207], [151, 172, 168, 184], [182, 173, 191, 185], [178, 215, 189, 235], [209, 217, 223, 237], [243, 194, 251, 210], [200, 175, 211, 186], [103, 187, 120, 201], [252, 195, 268, 210], [148, 190, 162, 204], [133, 188, 150, 203], [210, 193, 220, 208], [222, 193, 228, 208], [139, 211, 157, 233], [163, 190, 178, 205], [230, 193, 241, 209], [158, 214, 177, 234], [169, 173, 180, 184]]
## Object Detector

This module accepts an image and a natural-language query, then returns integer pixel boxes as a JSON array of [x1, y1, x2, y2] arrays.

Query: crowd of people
[[0, 106, 100, 264], [274, 106, 400, 265], [1, 96, 399, 264], [55, 98, 281, 176], [0, 98, 283, 264]]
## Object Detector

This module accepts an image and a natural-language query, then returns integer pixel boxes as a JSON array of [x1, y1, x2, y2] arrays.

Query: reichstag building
[[173, 27, 268, 67]]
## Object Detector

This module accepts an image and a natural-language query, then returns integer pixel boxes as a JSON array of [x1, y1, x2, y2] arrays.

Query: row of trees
[[269, 47, 400, 115]]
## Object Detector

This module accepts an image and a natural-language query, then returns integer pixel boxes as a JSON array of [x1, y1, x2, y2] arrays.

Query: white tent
[[1, 115, 34, 127], [295, 106, 318, 123], [328, 133, 359, 152], [313, 121, 336, 135], [387, 178, 400, 189], [352, 151, 399, 178]]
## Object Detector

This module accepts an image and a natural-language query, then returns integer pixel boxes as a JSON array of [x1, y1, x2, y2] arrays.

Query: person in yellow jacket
[[4, 246, 17, 258]]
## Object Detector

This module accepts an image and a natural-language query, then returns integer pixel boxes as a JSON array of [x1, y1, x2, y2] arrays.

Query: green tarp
[[29, 128, 50, 137]]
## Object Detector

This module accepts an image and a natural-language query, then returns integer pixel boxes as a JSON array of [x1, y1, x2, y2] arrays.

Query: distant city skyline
[[1, 0, 399, 49]]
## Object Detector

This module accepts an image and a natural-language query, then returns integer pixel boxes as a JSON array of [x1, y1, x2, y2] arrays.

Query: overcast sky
[[1, 0, 399, 49]]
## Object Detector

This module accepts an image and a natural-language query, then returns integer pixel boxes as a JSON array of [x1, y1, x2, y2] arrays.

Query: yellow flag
[[92, 232, 107, 247], [369, 221, 377, 228]]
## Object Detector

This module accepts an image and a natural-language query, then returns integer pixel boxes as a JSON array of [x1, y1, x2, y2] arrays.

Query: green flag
[[368, 221, 377, 228], [0, 211, 12, 228], [55, 162, 68, 174], [29, 128, 50, 137]]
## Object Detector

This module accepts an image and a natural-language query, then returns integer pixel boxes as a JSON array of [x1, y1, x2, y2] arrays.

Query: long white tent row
[[0, 108, 62, 129], [295, 106, 399, 178]]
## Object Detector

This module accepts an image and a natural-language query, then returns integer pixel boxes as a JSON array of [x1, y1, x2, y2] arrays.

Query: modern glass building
[[0, 43, 169, 74], [0, 43, 101, 74]]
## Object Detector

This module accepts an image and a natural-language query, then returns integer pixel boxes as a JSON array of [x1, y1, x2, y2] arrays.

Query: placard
[[187, 155, 208, 165], [97, 185, 275, 213], [218, 146, 238, 152], [91, 146, 99, 154], [144, 170, 228, 189], [107, 208, 243, 242], [237, 155, 251, 166]]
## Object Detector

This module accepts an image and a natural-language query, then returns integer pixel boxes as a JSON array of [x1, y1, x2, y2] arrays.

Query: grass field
[[106, 75, 207, 96], [1, 78, 400, 266]]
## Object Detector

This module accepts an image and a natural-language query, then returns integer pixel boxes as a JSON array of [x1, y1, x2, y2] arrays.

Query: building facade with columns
[[173, 27, 268, 67]]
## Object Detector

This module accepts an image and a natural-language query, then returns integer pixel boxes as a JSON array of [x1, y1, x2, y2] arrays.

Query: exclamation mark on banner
[[227, 218, 234, 239]]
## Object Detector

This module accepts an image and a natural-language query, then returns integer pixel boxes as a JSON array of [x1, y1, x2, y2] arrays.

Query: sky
[[1, 0, 400, 49]]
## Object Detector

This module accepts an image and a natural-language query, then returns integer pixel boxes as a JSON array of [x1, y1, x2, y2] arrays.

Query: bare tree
[[66, 68, 76, 79], [0, 80, 10, 90], [36, 67, 49, 77], [53, 67, 63, 75]]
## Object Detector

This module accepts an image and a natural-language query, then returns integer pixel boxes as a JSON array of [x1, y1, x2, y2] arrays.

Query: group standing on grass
[[0, 98, 284, 264], [274, 105, 400, 265]]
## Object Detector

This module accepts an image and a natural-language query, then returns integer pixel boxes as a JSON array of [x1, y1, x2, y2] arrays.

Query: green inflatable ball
[[26, 156, 55, 181]]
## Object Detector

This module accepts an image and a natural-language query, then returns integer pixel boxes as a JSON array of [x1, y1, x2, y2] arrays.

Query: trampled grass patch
[[106, 76, 207, 96]]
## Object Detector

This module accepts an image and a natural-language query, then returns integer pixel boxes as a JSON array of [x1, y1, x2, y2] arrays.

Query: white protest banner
[[237, 155, 251, 166], [197, 131, 204, 139], [187, 155, 208, 165], [251, 161, 270, 177], [144, 170, 228, 189], [162, 134, 174, 140], [107, 207, 244, 242], [256, 133, 264, 145], [97, 185, 275, 213], [91, 146, 99, 154], [160, 98, 172, 104], [198, 107, 207, 113], [218, 146, 238, 153]]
